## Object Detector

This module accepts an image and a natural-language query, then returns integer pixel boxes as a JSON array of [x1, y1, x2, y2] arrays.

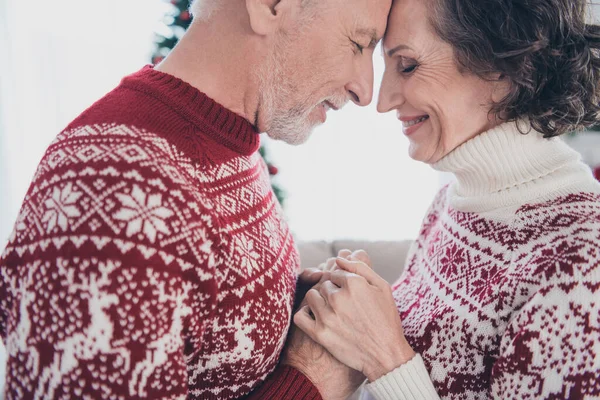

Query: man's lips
[[316, 100, 343, 123], [323, 101, 340, 111]]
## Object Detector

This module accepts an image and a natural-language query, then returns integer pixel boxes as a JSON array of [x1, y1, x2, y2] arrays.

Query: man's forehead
[[343, 0, 390, 35]]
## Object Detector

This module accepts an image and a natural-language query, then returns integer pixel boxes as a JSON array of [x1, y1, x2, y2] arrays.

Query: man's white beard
[[257, 48, 317, 146], [266, 102, 316, 146]]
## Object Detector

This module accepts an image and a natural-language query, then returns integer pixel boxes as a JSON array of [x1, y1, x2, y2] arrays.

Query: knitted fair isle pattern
[[394, 186, 600, 399], [0, 122, 300, 399]]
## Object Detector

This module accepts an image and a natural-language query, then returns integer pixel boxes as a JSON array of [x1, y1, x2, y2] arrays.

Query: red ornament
[[594, 165, 600, 181], [152, 56, 164, 65], [268, 164, 278, 176], [180, 10, 191, 21]]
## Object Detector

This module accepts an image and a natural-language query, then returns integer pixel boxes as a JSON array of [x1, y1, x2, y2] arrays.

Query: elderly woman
[[290, 0, 600, 398]]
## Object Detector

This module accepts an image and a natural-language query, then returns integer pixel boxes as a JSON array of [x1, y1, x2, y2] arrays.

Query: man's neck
[[155, 17, 261, 127]]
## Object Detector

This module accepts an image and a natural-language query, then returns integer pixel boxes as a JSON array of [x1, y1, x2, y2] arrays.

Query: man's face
[[257, 0, 391, 145]]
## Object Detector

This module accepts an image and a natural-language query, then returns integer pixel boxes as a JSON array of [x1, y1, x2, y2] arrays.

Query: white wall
[[0, 0, 167, 245], [267, 48, 441, 242], [0, 0, 167, 396], [0, 0, 14, 251]]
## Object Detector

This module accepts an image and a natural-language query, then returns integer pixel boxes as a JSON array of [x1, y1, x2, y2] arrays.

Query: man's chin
[[265, 127, 315, 146]]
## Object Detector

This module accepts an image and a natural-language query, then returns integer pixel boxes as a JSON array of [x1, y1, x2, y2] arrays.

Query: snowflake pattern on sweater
[[394, 187, 600, 399], [0, 67, 305, 400]]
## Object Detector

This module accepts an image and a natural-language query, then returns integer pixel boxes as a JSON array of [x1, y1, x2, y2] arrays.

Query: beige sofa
[[297, 240, 414, 284]]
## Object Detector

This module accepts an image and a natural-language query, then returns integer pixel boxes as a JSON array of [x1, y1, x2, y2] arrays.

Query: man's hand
[[285, 250, 372, 399], [281, 322, 365, 400], [284, 275, 366, 399]]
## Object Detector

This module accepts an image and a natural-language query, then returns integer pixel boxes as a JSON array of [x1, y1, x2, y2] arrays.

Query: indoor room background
[[1, 0, 599, 395]]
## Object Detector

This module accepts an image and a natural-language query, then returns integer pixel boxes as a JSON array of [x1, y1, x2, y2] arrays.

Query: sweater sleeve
[[489, 269, 600, 398], [243, 365, 323, 400], [365, 354, 440, 400], [0, 127, 221, 399]]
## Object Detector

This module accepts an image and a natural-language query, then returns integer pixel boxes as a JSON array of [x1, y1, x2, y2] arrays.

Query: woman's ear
[[491, 73, 512, 103], [246, 0, 283, 36]]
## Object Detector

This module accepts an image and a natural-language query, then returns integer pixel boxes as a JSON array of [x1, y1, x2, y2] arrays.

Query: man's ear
[[246, 0, 283, 36]]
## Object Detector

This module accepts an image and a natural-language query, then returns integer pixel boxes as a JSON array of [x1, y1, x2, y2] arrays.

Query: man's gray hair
[[189, 0, 222, 21], [190, 0, 319, 22]]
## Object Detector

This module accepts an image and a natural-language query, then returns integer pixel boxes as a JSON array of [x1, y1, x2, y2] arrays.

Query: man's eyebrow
[[355, 28, 381, 49], [385, 44, 412, 57]]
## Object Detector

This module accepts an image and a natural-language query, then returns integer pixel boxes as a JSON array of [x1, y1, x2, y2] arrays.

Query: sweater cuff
[[245, 365, 323, 400], [365, 354, 440, 400]]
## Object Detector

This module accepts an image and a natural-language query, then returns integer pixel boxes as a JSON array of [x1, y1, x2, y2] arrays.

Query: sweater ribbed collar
[[122, 65, 260, 155], [432, 121, 587, 211]]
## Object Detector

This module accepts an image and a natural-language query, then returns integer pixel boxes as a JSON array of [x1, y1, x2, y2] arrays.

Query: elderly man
[[0, 0, 390, 398]]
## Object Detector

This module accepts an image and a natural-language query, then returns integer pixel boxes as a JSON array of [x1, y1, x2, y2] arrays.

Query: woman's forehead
[[382, 0, 435, 49]]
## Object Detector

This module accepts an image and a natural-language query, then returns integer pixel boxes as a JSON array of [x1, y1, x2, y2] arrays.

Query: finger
[[293, 305, 317, 336], [329, 269, 364, 291], [318, 280, 340, 305], [317, 255, 337, 271], [298, 268, 324, 285], [337, 249, 352, 259], [349, 249, 372, 268], [305, 288, 331, 320], [313, 271, 332, 287], [335, 258, 385, 286], [325, 257, 341, 272]]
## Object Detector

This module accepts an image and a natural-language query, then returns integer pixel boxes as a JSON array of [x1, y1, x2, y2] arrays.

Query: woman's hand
[[284, 251, 373, 399], [298, 249, 372, 286], [294, 257, 416, 382], [295, 249, 367, 311]]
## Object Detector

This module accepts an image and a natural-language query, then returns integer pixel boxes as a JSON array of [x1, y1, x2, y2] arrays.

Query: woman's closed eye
[[397, 57, 419, 74]]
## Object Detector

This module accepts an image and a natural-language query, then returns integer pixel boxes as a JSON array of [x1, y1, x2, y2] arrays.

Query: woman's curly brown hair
[[430, 0, 600, 137]]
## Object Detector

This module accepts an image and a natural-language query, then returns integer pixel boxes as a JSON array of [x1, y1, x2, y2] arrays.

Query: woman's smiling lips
[[398, 114, 430, 136]]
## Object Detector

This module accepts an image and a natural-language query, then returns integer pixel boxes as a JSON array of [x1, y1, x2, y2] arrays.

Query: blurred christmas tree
[[152, 0, 286, 205]]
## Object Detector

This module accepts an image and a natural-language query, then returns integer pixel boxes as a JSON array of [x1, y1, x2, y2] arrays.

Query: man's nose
[[345, 58, 375, 107]]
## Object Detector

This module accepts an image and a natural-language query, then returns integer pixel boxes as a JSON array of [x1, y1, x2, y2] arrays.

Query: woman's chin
[[408, 144, 425, 163], [408, 144, 443, 165]]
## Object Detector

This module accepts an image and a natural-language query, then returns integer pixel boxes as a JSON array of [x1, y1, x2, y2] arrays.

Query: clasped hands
[[282, 250, 416, 400]]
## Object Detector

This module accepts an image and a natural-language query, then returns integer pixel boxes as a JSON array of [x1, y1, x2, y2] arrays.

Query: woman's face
[[377, 0, 507, 164]]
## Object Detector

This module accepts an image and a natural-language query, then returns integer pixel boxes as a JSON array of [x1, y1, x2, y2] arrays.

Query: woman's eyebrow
[[385, 44, 413, 57]]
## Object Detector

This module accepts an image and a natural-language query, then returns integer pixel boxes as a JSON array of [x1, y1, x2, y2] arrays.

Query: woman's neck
[[432, 121, 593, 212]]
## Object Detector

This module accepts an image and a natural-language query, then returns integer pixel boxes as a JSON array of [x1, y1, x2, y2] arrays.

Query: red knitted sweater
[[0, 66, 321, 400]]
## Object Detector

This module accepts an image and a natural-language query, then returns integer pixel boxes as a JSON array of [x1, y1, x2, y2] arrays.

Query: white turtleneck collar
[[432, 121, 599, 213]]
